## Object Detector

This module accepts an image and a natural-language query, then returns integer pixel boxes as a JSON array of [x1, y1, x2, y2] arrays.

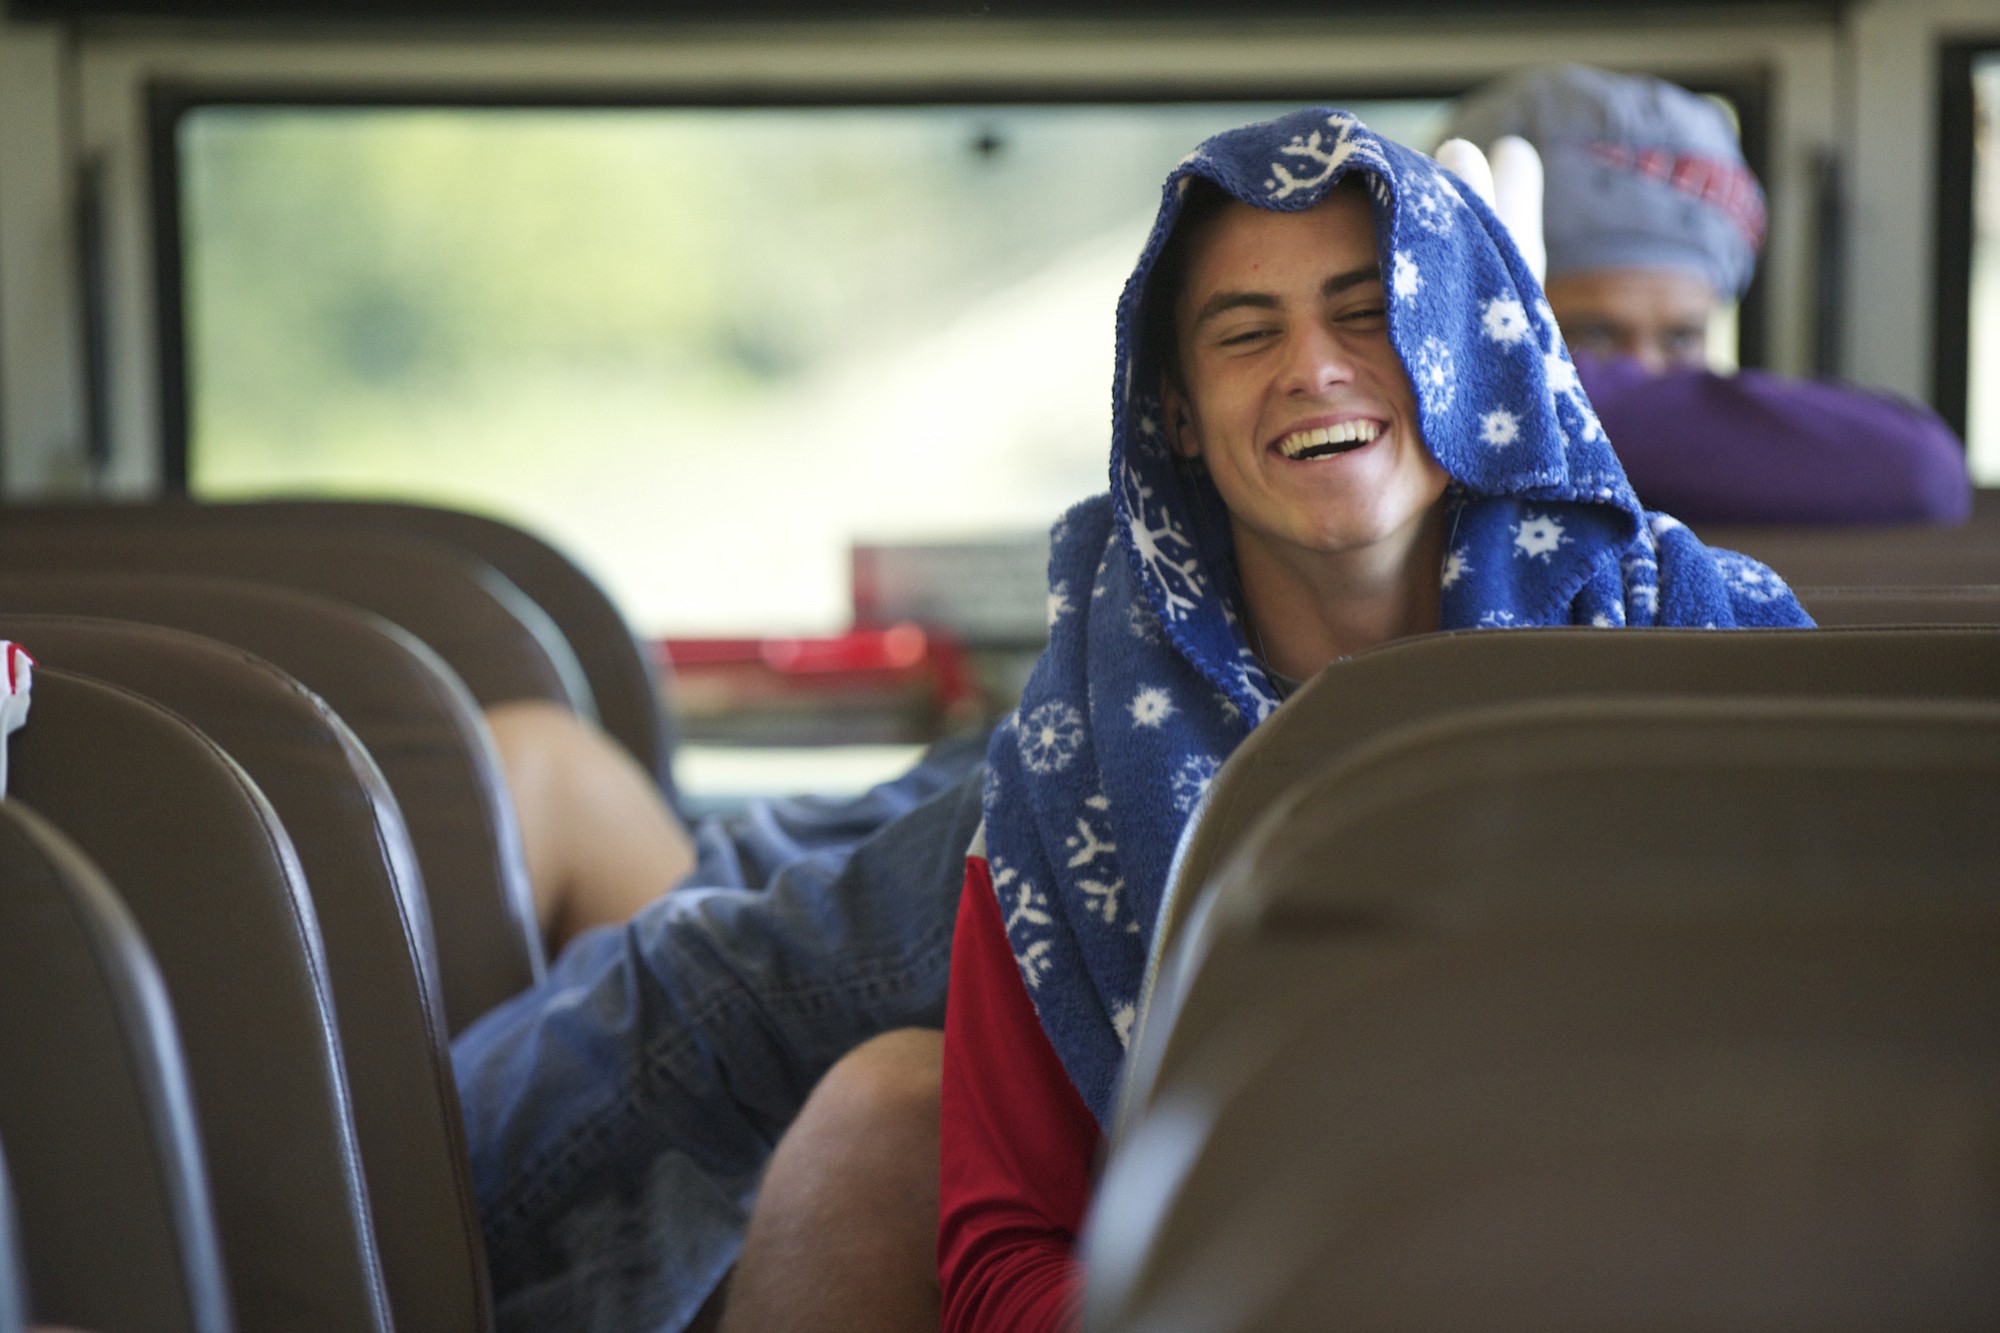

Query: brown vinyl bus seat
[[0, 800, 230, 1333], [8, 668, 392, 1333], [1157, 626, 2000, 998], [0, 523, 590, 721], [1086, 697, 2000, 1333], [6, 617, 491, 1333], [0, 573, 543, 1032], [1133, 628, 2000, 1160], [1797, 584, 2000, 626], [1, 499, 676, 802], [1700, 489, 2000, 588]]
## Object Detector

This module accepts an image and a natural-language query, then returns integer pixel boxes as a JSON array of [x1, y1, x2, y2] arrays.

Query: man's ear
[[1160, 376, 1200, 458]]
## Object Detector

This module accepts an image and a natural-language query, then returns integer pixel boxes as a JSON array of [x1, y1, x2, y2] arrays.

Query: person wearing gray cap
[[1445, 64, 1972, 524]]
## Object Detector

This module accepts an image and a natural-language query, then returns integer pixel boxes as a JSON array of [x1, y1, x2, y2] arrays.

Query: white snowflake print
[[1513, 513, 1567, 560], [1063, 807, 1116, 870], [1544, 346, 1579, 395], [994, 862, 1055, 989], [1649, 514, 1685, 537], [1535, 300, 1604, 444], [981, 756, 1004, 816], [1120, 464, 1206, 622], [995, 861, 1048, 929], [1046, 580, 1073, 629], [1409, 181, 1458, 236], [1481, 297, 1529, 344], [1392, 250, 1422, 302], [1440, 546, 1471, 589], [1414, 336, 1456, 417], [1479, 408, 1521, 450], [1590, 613, 1614, 627], [1126, 600, 1162, 644], [1112, 1002, 1138, 1048], [1261, 112, 1385, 200], [1233, 660, 1282, 723], [1212, 689, 1242, 724], [1128, 685, 1176, 729], [1631, 582, 1660, 614], [1170, 753, 1221, 814], [1017, 700, 1086, 774], [1714, 551, 1788, 604], [1080, 876, 1123, 926], [1128, 408, 1172, 462], [1478, 609, 1522, 627], [1014, 940, 1052, 989]]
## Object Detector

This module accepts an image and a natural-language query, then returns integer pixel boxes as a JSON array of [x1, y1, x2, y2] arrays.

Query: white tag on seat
[[0, 642, 34, 798]]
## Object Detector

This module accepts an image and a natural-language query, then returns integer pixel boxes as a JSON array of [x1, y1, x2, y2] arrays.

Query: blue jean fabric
[[452, 735, 987, 1333]]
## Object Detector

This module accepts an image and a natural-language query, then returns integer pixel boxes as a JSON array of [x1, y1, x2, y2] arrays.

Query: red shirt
[[938, 856, 1102, 1333]]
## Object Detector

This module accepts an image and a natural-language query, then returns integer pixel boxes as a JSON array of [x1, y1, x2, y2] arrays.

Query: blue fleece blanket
[[979, 108, 1812, 1128]]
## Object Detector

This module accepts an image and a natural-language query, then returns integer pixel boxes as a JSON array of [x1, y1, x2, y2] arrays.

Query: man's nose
[[1282, 323, 1358, 395], [1632, 336, 1673, 377]]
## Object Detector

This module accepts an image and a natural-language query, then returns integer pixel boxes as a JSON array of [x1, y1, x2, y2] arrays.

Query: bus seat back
[[6, 614, 492, 1333], [1091, 697, 2000, 1333], [7, 667, 393, 1333], [0, 799, 230, 1333]]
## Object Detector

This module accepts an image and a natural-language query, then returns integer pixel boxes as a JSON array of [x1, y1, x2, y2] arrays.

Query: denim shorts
[[452, 736, 987, 1332]]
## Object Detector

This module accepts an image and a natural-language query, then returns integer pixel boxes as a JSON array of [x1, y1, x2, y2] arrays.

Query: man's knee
[[722, 1029, 943, 1331], [796, 1028, 942, 1148]]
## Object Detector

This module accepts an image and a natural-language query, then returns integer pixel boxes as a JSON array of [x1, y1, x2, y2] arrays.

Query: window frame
[[1933, 37, 1993, 443], [149, 67, 1774, 489]]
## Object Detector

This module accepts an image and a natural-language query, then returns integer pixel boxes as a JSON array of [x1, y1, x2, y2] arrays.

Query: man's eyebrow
[[1322, 263, 1382, 297], [1189, 264, 1384, 331], [1189, 290, 1281, 330]]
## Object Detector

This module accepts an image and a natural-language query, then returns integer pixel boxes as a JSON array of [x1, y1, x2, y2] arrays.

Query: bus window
[[174, 99, 1449, 641], [1965, 54, 2000, 484]]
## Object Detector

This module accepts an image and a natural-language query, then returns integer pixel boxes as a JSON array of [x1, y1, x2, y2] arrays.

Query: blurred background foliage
[[181, 102, 1448, 634]]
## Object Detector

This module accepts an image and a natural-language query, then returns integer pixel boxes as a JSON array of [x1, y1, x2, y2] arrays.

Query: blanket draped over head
[[978, 108, 1813, 1127]]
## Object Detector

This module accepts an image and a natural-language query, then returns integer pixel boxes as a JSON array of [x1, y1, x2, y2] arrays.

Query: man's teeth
[[1278, 420, 1382, 459]]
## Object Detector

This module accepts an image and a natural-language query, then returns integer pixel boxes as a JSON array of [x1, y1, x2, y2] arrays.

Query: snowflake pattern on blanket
[[980, 107, 1812, 1128]]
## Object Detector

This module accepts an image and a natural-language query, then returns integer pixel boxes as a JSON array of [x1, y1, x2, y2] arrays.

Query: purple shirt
[[1578, 355, 1974, 525]]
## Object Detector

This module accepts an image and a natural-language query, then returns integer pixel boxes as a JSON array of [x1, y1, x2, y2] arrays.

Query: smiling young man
[[1161, 181, 1447, 682], [930, 107, 1810, 1333]]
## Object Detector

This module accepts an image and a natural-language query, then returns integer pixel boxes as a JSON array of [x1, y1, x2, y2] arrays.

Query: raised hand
[[1434, 134, 1545, 284]]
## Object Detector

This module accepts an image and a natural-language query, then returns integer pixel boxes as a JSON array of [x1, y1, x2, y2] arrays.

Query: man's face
[[1164, 187, 1445, 577], [1543, 266, 1717, 374]]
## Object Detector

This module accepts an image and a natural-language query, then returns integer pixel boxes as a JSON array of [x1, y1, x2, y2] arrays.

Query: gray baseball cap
[[1443, 63, 1766, 297]]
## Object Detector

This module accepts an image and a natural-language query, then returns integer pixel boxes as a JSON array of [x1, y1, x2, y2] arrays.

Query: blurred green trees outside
[[182, 102, 1446, 633]]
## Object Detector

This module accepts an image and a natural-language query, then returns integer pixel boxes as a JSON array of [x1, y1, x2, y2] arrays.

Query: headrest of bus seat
[[0, 523, 590, 719], [3, 498, 678, 805], [0, 571, 545, 1031]]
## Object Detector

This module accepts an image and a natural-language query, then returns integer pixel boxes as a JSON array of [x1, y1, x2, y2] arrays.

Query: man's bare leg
[[717, 1029, 943, 1333], [484, 699, 697, 951]]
